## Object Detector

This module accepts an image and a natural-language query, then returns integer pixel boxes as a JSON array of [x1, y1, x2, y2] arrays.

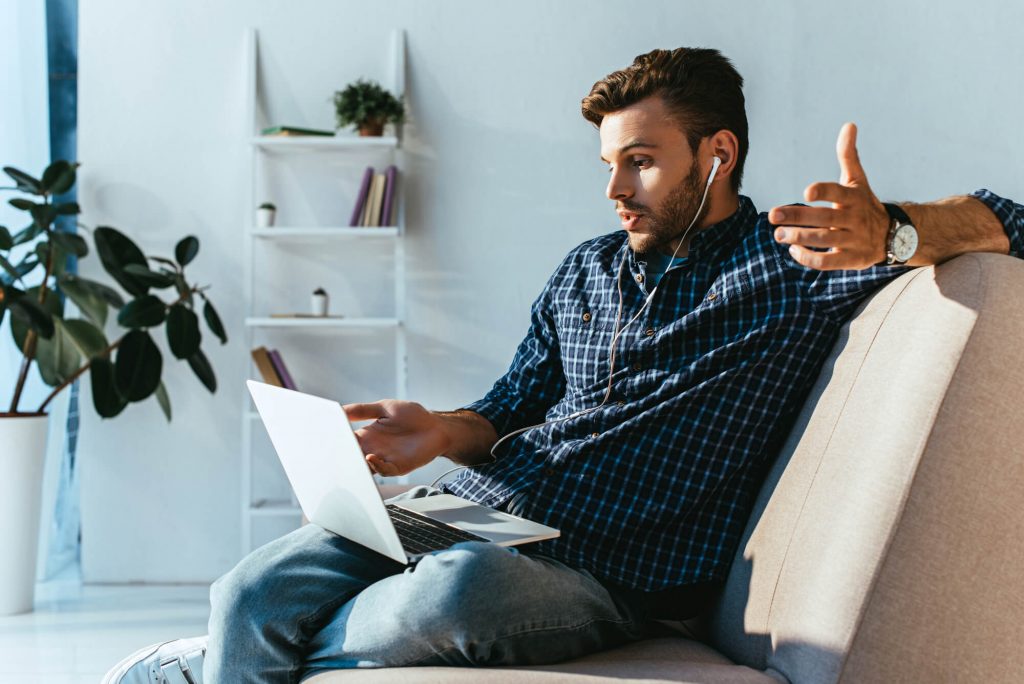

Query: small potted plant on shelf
[[256, 201, 276, 228], [311, 287, 329, 316], [0, 160, 228, 615], [333, 79, 405, 137]]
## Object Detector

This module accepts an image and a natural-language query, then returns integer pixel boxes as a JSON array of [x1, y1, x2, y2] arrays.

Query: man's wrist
[[432, 409, 496, 466]]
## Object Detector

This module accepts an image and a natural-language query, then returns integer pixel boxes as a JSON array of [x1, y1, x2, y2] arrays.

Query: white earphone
[[431, 156, 724, 486]]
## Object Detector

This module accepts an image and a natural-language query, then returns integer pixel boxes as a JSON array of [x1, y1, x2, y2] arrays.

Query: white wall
[[77, 0, 1024, 582]]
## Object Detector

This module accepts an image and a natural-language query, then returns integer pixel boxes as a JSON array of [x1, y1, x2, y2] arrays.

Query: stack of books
[[260, 125, 334, 137], [251, 346, 298, 390], [349, 165, 398, 227]]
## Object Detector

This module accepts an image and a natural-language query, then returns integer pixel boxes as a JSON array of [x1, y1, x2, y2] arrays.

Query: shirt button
[[644, 328, 655, 337], [635, 274, 644, 283], [616, 400, 626, 407], [631, 362, 642, 372], [706, 292, 718, 301], [590, 432, 599, 439], [582, 311, 592, 322]]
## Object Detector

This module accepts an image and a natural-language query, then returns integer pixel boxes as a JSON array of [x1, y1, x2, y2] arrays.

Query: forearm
[[901, 195, 1009, 266], [433, 409, 498, 466]]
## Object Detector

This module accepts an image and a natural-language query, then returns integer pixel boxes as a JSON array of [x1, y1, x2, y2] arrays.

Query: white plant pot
[[0, 413, 48, 615], [311, 293, 329, 316], [256, 208, 276, 228]]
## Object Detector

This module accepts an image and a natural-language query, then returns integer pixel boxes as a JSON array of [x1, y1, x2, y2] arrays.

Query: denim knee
[[400, 542, 524, 628]]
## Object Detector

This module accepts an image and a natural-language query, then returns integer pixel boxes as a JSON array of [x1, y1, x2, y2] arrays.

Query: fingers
[[366, 453, 402, 477], [785, 244, 850, 271], [836, 122, 866, 187], [774, 227, 846, 249], [770, 205, 851, 228], [803, 182, 858, 206], [343, 402, 388, 422]]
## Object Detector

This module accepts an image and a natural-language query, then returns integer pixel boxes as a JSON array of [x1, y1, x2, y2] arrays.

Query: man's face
[[600, 96, 707, 255]]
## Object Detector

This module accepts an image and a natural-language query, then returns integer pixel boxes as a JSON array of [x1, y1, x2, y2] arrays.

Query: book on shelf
[[366, 172, 386, 227], [260, 125, 334, 137], [251, 346, 283, 386], [381, 165, 398, 227], [360, 173, 379, 227], [349, 166, 375, 227], [267, 349, 298, 390]]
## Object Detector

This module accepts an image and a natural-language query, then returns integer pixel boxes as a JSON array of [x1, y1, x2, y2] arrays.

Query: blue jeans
[[205, 489, 652, 683]]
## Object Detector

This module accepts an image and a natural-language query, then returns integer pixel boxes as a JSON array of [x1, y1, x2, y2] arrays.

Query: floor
[[0, 580, 210, 683]]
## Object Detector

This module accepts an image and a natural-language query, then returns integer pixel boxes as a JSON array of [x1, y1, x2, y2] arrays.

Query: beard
[[622, 158, 708, 256]]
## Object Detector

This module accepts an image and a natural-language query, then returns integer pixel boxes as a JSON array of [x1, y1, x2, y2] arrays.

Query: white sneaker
[[102, 636, 208, 684]]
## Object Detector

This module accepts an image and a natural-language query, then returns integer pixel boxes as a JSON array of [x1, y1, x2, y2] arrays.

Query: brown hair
[[582, 48, 748, 192]]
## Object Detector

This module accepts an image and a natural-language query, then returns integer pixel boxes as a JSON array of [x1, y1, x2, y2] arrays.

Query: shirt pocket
[[553, 304, 607, 391]]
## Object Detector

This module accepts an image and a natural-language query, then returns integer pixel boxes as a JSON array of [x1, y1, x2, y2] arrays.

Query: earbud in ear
[[707, 156, 723, 186]]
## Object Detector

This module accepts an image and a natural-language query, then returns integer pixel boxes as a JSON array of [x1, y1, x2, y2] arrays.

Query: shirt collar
[[625, 195, 758, 286]]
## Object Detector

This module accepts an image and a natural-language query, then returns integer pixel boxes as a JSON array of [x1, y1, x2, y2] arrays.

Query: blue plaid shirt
[[445, 189, 1023, 592]]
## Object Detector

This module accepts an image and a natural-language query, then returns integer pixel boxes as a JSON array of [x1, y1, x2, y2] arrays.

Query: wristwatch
[[881, 203, 919, 265]]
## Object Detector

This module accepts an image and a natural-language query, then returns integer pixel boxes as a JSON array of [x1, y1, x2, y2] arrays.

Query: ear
[[705, 129, 739, 186]]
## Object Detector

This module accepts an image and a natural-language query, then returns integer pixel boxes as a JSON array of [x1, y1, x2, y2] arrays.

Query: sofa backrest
[[707, 254, 1024, 683]]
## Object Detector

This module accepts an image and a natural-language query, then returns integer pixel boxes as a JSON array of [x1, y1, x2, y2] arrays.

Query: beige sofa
[[309, 253, 1024, 684]]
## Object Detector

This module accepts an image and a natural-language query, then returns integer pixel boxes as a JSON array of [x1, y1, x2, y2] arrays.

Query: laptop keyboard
[[386, 504, 489, 555]]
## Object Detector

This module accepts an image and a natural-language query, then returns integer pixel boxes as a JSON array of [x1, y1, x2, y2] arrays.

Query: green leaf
[[155, 381, 172, 422], [41, 160, 78, 195], [35, 318, 82, 387], [187, 347, 217, 393], [0, 225, 11, 250], [8, 291, 56, 340], [3, 166, 42, 194], [62, 318, 109, 358], [0, 252, 20, 283], [29, 203, 58, 233], [124, 263, 175, 288], [90, 357, 127, 418], [61, 274, 125, 309], [54, 202, 80, 215], [202, 298, 228, 344], [9, 198, 37, 211], [166, 303, 201, 359], [115, 329, 162, 402], [174, 236, 199, 267], [13, 222, 42, 246], [50, 231, 88, 257], [117, 294, 166, 328], [35, 241, 59, 277], [94, 226, 149, 297], [59, 275, 109, 327]]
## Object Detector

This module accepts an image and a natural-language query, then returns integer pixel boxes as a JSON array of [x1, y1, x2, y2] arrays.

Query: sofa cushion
[[303, 637, 783, 683], [708, 254, 1024, 683]]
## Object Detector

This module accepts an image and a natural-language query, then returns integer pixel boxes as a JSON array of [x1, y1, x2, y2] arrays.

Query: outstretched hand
[[343, 399, 450, 477], [769, 122, 891, 270]]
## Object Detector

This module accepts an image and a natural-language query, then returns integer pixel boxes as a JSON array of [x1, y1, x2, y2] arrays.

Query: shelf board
[[249, 500, 301, 517], [253, 135, 398, 153], [245, 316, 400, 329], [250, 226, 398, 240]]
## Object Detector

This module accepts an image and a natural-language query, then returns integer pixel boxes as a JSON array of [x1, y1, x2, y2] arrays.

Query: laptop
[[246, 380, 560, 564]]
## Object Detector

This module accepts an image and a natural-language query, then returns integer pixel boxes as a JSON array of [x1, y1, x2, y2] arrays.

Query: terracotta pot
[[0, 412, 49, 615], [358, 119, 386, 137]]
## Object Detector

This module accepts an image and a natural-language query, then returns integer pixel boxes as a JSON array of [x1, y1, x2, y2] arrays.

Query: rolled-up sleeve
[[462, 280, 566, 440], [969, 189, 1024, 258]]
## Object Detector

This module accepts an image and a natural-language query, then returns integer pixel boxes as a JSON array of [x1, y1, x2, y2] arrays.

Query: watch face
[[892, 224, 918, 262]]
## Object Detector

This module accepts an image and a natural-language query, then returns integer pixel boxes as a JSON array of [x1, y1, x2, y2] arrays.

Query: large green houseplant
[[0, 160, 227, 614]]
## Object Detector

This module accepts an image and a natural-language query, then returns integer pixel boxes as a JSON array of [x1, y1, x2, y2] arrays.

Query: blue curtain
[[43, 0, 80, 580]]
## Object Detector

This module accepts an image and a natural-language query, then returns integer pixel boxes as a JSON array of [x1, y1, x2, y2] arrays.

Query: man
[[106, 47, 1021, 683]]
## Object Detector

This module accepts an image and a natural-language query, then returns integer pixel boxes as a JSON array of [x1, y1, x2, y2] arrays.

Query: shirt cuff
[[459, 398, 512, 438], [969, 188, 1023, 258]]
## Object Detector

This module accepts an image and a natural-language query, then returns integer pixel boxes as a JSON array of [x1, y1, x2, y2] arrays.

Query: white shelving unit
[[240, 28, 408, 554]]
